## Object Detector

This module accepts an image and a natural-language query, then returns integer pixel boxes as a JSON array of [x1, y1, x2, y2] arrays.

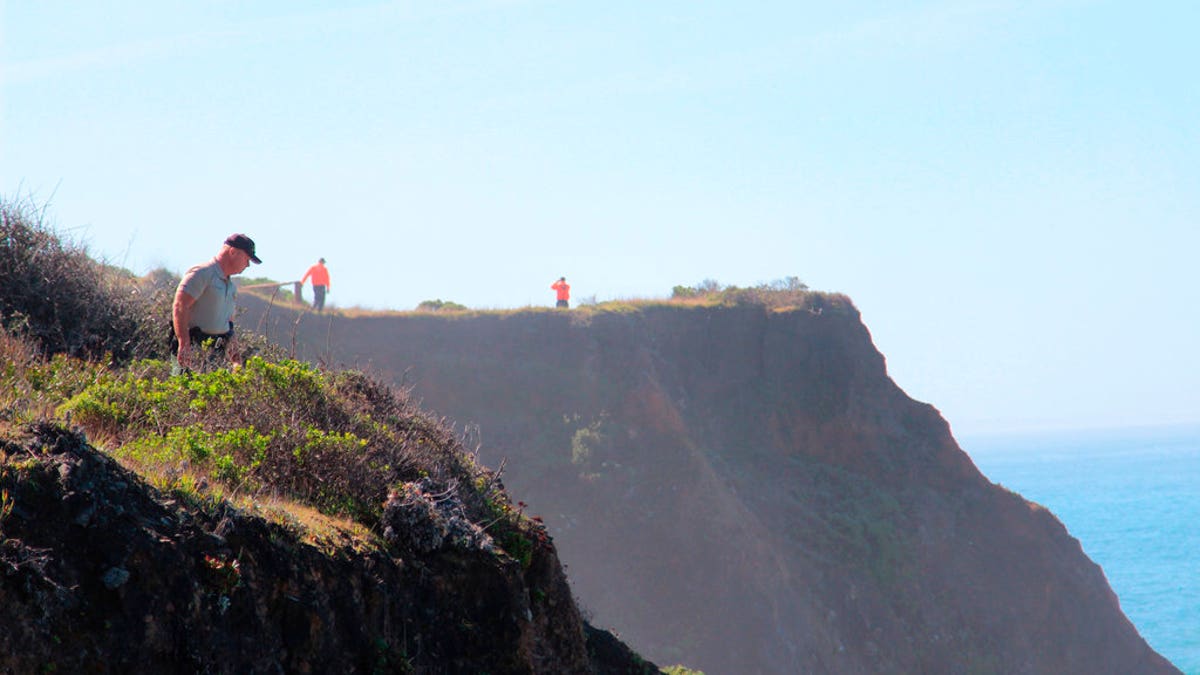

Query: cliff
[[0, 420, 656, 674], [244, 293, 1180, 675]]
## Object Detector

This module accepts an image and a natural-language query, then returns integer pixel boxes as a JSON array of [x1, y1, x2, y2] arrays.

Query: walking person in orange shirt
[[551, 277, 570, 309], [301, 258, 331, 312]]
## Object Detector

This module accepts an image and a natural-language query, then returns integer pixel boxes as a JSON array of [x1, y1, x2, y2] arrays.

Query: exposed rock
[[382, 479, 494, 555], [101, 566, 130, 589], [0, 423, 656, 674]]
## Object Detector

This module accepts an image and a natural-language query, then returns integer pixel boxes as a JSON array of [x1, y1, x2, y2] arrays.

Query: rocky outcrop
[[244, 295, 1181, 674], [0, 422, 657, 674]]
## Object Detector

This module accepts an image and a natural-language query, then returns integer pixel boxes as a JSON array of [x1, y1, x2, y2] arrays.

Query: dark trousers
[[313, 285, 327, 311], [556, 299, 569, 308]]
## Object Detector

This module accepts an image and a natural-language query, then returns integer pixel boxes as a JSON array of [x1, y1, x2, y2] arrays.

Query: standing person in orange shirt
[[551, 277, 570, 309], [301, 258, 331, 312]]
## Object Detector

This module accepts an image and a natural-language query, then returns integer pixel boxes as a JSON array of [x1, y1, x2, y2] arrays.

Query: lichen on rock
[[382, 478, 494, 555]]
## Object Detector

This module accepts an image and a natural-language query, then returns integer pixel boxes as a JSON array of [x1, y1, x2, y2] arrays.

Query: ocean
[[962, 425, 1200, 674]]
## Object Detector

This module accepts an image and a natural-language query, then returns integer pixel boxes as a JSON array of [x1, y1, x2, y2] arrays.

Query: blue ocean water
[[963, 426, 1200, 674]]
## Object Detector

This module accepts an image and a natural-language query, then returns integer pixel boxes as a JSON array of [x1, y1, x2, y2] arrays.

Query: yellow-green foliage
[[2, 322, 532, 562], [661, 666, 706, 675], [59, 356, 473, 524], [0, 329, 107, 422]]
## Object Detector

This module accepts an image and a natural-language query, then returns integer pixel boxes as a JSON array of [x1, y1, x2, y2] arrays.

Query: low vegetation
[[416, 299, 468, 312], [240, 273, 849, 320], [670, 276, 823, 309], [59, 357, 471, 521], [4, 338, 543, 568]]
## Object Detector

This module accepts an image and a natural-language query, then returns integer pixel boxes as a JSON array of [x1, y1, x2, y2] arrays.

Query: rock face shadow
[[239, 295, 1182, 675]]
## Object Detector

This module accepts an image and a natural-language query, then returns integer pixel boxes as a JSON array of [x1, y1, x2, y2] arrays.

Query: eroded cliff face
[[245, 297, 1180, 675], [0, 422, 655, 674]]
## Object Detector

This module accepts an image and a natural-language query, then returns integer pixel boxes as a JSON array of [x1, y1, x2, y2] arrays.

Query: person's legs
[[314, 285, 326, 311]]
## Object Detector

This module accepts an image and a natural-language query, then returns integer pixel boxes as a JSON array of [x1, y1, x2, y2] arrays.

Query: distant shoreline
[[959, 421, 1200, 454]]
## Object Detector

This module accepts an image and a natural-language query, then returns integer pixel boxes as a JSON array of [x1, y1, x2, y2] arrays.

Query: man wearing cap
[[171, 233, 261, 372]]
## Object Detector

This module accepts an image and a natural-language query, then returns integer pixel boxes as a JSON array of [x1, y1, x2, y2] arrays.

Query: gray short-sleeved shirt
[[178, 259, 237, 334]]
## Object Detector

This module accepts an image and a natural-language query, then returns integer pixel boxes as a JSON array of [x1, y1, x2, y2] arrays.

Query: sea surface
[[962, 425, 1199, 674]]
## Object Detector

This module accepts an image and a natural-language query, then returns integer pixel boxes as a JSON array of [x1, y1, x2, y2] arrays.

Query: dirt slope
[[243, 295, 1180, 675]]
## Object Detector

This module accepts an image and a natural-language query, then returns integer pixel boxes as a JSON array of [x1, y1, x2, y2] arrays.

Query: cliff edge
[[244, 295, 1180, 674]]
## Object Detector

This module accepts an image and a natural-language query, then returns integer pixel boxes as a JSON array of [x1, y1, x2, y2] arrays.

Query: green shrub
[[0, 328, 109, 422], [59, 356, 484, 525], [670, 278, 723, 299], [474, 476, 548, 570], [665, 276, 859, 315], [416, 299, 468, 312]]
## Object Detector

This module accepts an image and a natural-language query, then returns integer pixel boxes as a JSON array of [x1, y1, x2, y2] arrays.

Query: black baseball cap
[[224, 233, 261, 264]]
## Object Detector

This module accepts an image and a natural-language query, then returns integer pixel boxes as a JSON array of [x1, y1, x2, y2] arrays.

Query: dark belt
[[168, 322, 234, 355]]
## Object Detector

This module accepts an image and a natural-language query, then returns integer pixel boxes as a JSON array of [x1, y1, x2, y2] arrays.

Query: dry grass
[[146, 462, 380, 554], [1, 198, 171, 362], [240, 272, 851, 321], [0, 329, 107, 423], [245, 292, 853, 323]]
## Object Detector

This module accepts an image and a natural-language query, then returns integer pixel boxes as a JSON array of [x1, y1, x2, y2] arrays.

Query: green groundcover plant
[[58, 356, 482, 526]]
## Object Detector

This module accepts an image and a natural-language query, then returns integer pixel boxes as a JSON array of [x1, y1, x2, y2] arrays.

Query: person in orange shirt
[[551, 276, 570, 308], [301, 258, 331, 312]]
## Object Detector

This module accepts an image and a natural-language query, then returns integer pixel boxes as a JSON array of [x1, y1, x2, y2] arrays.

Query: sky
[[2, 1, 1197, 437]]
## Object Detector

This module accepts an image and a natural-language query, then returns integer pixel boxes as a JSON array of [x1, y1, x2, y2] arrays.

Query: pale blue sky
[[2, 1, 1197, 436]]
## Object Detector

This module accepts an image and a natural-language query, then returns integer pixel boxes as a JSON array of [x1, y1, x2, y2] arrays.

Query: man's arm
[[173, 289, 196, 368]]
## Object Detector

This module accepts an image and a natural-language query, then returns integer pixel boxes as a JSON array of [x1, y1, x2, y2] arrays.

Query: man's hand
[[176, 340, 192, 369]]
